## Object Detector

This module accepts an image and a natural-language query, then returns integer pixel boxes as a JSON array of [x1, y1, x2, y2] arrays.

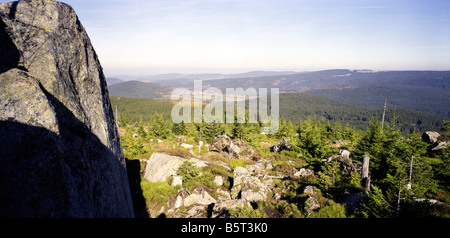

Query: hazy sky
[[5, 0, 450, 75]]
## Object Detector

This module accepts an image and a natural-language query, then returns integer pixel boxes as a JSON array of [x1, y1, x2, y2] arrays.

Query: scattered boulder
[[210, 135, 238, 157], [303, 185, 318, 196], [168, 187, 216, 210], [271, 137, 293, 153], [168, 188, 190, 209], [246, 163, 265, 176], [422, 131, 441, 143], [183, 187, 217, 207], [339, 149, 351, 159], [265, 162, 274, 170], [294, 168, 315, 178], [304, 196, 321, 215], [241, 190, 267, 202], [210, 199, 251, 218], [216, 189, 232, 201], [170, 175, 183, 187], [210, 135, 256, 159], [186, 206, 207, 218], [421, 131, 449, 151], [234, 139, 258, 160], [230, 166, 273, 202], [180, 143, 194, 149], [177, 136, 187, 143], [213, 175, 224, 187], [323, 154, 358, 174], [432, 141, 448, 151]]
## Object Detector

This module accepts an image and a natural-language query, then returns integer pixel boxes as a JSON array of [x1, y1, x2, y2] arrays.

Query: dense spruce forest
[[111, 95, 449, 218], [111, 94, 445, 132], [305, 86, 450, 118]]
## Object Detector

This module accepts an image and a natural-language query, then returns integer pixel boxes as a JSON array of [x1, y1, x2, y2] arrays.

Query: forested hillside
[[305, 86, 450, 118], [111, 93, 445, 132], [109, 70, 450, 118], [111, 94, 450, 218], [278, 93, 445, 132], [197, 70, 450, 90]]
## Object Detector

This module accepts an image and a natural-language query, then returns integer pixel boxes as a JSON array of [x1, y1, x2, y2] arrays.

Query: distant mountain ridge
[[108, 71, 298, 84], [197, 69, 450, 90], [108, 80, 170, 99], [106, 69, 450, 118], [106, 77, 124, 85]]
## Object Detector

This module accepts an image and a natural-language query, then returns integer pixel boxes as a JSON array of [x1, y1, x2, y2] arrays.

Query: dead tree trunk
[[407, 156, 414, 190], [397, 180, 402, 216], [362, 154, 371, 192], [381, 99, 387, 129]]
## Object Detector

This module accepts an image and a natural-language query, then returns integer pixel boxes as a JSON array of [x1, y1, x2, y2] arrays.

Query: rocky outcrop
[[422, 131, 449, 151], [172, 187, 216, 209], [322, 154, 359, 174], [209, 165, 274, 218], [230, 166, 271, 202], [0, 0, 133, 217], [271, 137, 293, 153], [294, 168, 315, 178], [210, 135, 257, 159], [422, 131, 441, 143]]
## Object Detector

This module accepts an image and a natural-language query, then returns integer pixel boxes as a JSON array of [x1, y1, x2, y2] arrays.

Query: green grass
[[140, 180, 178, 217]]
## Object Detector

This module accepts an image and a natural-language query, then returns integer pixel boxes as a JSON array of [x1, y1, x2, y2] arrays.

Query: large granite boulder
[[143, 152, 207, 183], [0, 0, 134, 217]]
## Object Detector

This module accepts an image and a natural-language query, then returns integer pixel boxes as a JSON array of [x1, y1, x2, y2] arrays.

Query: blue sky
[[4, 0, 450, 75]]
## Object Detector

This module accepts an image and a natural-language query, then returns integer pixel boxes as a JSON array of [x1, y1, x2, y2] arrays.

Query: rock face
[[0, 0, 134, 217]]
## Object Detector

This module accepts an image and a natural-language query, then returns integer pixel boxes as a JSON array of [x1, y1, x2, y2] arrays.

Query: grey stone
[[216, 189, 232, 201], [339, 149, 351, 159], [210, 135, 256, 159], [211, 199, 250, 218], [294, 168, 315, 177], [180, 143, 194, 149], [183, 187, 217, 207], [432, 141, 448, 151], [171, 175, 183, 187], [169, 187, 216, 209], [422, 131, 441, 143], [214, 175, 224, 187], [271, 137, 293, 153], [303, 185, 317, 196], [304, 196, 321, 215]]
